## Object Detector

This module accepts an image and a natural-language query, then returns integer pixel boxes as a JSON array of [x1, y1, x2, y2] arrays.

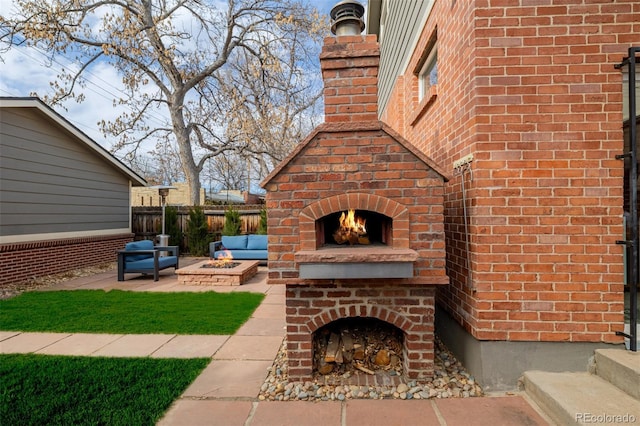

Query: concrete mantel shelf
[[294, 247, 419, 264], [295, 247, 419, 279]]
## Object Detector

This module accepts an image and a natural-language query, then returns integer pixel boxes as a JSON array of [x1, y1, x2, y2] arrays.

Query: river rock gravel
[[258, 336, 484, 402], [0, 262, 117, 300]]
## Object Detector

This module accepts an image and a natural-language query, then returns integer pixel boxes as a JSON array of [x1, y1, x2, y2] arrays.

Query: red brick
[[0, 234, 132, 285]]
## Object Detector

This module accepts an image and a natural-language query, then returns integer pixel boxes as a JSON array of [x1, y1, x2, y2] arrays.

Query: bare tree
[[123, 138, 185, 185], [214, 26, 326, 180], [214, 154, 248, 190], [1, 0, 327, 204]]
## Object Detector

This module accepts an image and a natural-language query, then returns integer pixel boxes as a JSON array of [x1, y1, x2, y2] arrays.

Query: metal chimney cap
[[330, 0, 365, 36]]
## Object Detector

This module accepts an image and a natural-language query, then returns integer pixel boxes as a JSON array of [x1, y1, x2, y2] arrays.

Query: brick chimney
[[321, 1, 379, 123]]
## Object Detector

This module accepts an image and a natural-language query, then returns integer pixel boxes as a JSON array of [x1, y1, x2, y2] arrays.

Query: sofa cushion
[[214, 250, 267, 260], [247, 234, 268, 250], [221, 235, 248, 250], [125, 256, 178, 271], [125, 240, 155, 262]]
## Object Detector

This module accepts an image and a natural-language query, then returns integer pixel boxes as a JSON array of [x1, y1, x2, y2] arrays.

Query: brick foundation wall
[[379, 1, 640, 343], [0, 234, 133, 286], [286, 283, 435, 381]]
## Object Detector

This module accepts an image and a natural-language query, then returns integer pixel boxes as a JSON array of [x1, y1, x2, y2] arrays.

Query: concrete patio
[[0, 258, 553, 425]]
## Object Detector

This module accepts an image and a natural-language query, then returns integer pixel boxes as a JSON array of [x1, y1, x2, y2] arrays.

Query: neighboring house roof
[[209, 190, 246, 204], [131, 182, 205, 206], [0, 97, 147, 186]]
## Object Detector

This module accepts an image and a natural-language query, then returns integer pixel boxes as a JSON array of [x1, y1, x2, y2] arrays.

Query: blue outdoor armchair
[[117, 240, 179, 281]]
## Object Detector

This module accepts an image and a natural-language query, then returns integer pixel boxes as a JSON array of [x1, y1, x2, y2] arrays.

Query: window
[[418, 46, 437, 102], [410, 28, 438, 126], [379, 0, 387, 43]]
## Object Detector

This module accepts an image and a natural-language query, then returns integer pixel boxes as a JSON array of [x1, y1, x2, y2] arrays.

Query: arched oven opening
[[317, 210, 392, 248], [313, 317, 405, 383]]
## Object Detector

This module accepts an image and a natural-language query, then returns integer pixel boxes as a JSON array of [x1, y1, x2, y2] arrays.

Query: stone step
[[595, 349, 640, 400], [523, 370, 640, 426]]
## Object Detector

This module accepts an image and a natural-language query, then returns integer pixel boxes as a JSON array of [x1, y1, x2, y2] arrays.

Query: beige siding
[[375, 0, 433, 113]]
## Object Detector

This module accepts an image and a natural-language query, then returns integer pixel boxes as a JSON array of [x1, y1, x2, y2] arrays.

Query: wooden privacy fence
[[131, 205, 264, 254]]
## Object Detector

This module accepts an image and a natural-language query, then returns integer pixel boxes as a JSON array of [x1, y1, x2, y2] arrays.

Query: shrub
[[163, 206, 183, 249], [186, 206, 211, 256], [222, 205, 242, 236], [257, 208, 268, 235]]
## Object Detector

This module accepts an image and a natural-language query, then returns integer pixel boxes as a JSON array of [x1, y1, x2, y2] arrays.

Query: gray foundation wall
[[435, 304, 623, 392]]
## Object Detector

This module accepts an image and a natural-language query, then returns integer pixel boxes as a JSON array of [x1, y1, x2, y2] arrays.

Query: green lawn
[[0, 289, 265, 425], [0, 354, 210, 426], [0, 290, 264, 334]]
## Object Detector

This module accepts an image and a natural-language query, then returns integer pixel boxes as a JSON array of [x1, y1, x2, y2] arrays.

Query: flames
[[333, 209, 370, 245], [209, 250, 234, 268], [339, 209, 366, 234]]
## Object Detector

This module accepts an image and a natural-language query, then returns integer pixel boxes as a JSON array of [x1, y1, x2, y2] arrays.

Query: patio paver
[[158, 400, 254, 426], [212, 335, 283, 360], [0, 332, 70, 353], [182, 359, 274, 398], [235, 317, 285, 336], [0, 331, 21, 341], [36, 333, 124, 356], [344, 399, 441, 425], [92, 334, 176, 357], [150, 335, 230, 358], [251, 401, 343, 426], [251, 301, 285, 319], [434, 394, 550, 426], [262, 291, 285, 303]]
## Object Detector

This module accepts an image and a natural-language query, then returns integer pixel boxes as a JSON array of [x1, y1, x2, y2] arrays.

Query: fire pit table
[[176, 259, 259, 286]]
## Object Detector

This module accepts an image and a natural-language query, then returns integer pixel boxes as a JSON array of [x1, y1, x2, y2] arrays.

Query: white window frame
[[418, 45, 437, 102]]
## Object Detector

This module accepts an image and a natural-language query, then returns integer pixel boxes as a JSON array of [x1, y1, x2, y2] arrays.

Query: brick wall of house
[[0, 234, 133, 286], [380, 1, 640, 343]]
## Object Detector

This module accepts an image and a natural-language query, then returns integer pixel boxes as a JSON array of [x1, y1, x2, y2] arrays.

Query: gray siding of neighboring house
[[0, 107, 131, 237], [373, 0, 433, 114]]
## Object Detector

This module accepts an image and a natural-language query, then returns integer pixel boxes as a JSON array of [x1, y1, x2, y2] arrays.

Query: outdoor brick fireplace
[[261, 3, 449, 383]]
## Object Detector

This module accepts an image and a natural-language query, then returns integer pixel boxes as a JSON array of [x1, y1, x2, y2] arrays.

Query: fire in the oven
[[333, 209, 370, 245]]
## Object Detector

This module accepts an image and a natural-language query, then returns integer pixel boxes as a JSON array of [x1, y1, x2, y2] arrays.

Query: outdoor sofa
[[210, 234, 268, 265], [117, 239, 179, 281]]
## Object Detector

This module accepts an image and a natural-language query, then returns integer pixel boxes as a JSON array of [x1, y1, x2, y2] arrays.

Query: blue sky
[[0, 0, 348, 148]]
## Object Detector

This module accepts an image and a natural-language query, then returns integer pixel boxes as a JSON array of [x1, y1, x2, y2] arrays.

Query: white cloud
[[0, 46, 55, 97], [0, 44, 119, 145], [0, 41, 170, 151]]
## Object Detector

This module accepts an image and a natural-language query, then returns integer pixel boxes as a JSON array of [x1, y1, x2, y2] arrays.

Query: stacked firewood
[[333, 229, 370, 245], [314, 325, 403, 376]]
